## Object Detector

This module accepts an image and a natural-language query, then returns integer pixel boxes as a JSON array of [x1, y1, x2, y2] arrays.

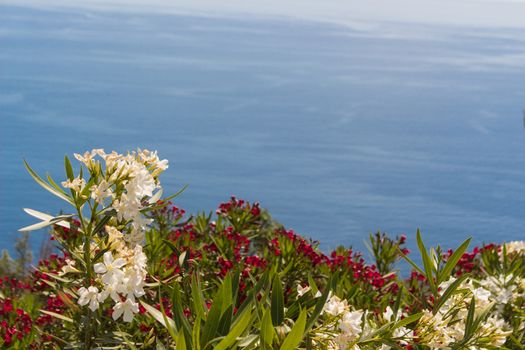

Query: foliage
[[0, 149, 524, 349]]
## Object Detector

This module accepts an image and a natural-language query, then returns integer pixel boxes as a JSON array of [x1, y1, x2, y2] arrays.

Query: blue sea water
[[1, 5, 524, 258]]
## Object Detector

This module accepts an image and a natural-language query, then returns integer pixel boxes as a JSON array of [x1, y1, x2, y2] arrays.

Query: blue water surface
[[1, 5, 524, 258]]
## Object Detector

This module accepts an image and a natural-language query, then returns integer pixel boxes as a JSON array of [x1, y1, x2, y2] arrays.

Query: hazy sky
[[5, 0, 525, 29]]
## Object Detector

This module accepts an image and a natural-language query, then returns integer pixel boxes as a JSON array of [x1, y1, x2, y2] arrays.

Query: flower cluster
[[415, 276, 514, 348], [62, 149, 168, 322], [77, 244, 147, 322], [321, 294, 364, 350]]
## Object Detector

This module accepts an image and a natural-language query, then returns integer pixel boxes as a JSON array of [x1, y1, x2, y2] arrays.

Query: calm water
[[1, 5, 524, 257]]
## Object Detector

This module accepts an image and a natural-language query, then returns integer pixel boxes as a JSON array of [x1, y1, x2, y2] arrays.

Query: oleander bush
[[0, 149, 524, 349]]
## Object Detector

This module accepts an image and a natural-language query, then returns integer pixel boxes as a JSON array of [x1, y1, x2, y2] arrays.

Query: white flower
[[132, 245, 148, 271], [61, 177, 86, 193], [94, 251, 127, 285], [112, 298, 139, 323], [98, 282, 121, 303], [297, 284, 311, 297], [106, 226, 125, 250], [126, 163, 157, 198], [504, 241, 525, 255], [338, 310, 363, 337], [383, 306, 394, 321], [113, 193, 141, 222], [60, 259, 79, 275], [138, 149, 169, 172], [77, 286, 100, 311], [90, 180, 113, 205], [117, 269, 146, 300], [324, 295, 349, 316], [74, 149, 101, 167]]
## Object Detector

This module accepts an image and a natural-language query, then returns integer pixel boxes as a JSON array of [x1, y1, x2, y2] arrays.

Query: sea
[[1, 4, 524, 260]]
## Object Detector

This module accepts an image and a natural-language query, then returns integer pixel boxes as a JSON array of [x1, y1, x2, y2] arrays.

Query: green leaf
[[392, 312, 422, 329], [64, 155, 74, 181], [464, 296, 476, 340], [140, 301, 176, 330], [171, 284, 193, 347], [19, 214, 74, 232], [221, 273, 233, 314], [23, 208, 71, 230], [260, 308, 275, 347], [213, 310, 253, 350], [433, 273, 469, 314], [279, 309, 307, 350], [416, 229, 437, 294], [271, 274, 284, 326], [217, 304, 233, 337], [192, 276, 207, 320], [163, 184, 189, 202], [201, 295, 223, 350], [305, 276, 334, 331], [307, 274, 319, 296], [192, 316, 202, 350], [92, 212, 115, 236], [439, 238, 471, 284], [236, 271, 269, 318], [176, 331, 187, 350], [39, 309, 73, 323], [24, 160, 73, 205], [148, 188, 164, 204], [46, 173, 69, 196]]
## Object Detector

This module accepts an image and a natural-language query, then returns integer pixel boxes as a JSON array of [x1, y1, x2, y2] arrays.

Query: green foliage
[[2, 151, 523, 349]]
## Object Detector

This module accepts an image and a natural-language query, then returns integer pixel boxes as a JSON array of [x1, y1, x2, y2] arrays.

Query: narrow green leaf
[[19, 214, 74, 232], [305, 277, 333, 331], [260, 308, 275, 347], [271, 274, 284, 326], [307, 274, 319, 296], [193, 316, 202, 350], [40, 309, 73, 323], [392, 313, 422, 329], [439, 238, 471, 284], [217, 304, 233, 337], [177, 330, 187, 350], [192, 276, 207, 321], [171, 284, 193, 347], [64, 155, 74, 181], [140, 301, 176, 330], [23, 208, 71, 230], [163, 184, 189, 202], [214, 310, 252, 350], [221, 273, 233, 314], [201, 295, 223, 350], [433, 273, 469, 314], [416, 229, 437, 294], [148, 188, 164, 204], [46, 173, 69, 196], [279, 309, 307, 350], [464, 296, 476, 340], [92, 212, 115, 236], [24, 160, 73, 205]]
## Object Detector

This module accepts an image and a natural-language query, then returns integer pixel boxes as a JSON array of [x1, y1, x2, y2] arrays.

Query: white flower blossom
[[297, 284, 311, 297], [112, 298, 139, 323], [61, 177, 86, 193], [60, 259, 79, 275], [90, 180, 113, 205], [338, 310, 363, 336], [94, 251, 127, 285], [504, 241, 525, 255], [324, 295, 349, 316], [78, 286, 100, 311]]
